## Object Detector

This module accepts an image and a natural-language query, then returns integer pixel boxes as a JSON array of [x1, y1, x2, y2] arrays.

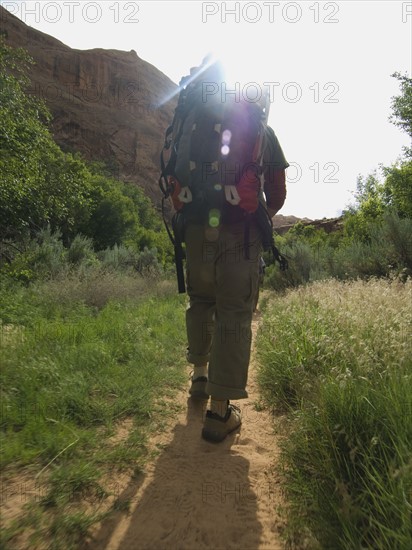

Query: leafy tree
[[81, 175, 140, 250], [0, 41, 172, 267], [390, 72, 412, 158], [343, 172, 386, 240], [122, 184, 162, 232], [0, 40, 92, 241], [381, 161, 412, 219], [345, 72, 412, 239], [77, 169, 170, 258], [377, 73, 412, 220]]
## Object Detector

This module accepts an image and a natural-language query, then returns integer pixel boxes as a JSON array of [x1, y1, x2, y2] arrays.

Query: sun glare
[[205, 48, 254, 88]]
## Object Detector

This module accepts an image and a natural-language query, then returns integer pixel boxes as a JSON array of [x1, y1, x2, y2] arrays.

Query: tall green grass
[[0, 276, 187, 548], [257, 278, 412, 549]]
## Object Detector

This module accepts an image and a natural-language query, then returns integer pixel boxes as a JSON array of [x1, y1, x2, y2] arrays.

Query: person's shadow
[[86, 397, 263, 550]]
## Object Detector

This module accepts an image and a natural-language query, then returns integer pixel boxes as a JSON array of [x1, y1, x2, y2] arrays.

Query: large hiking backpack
[[159, 63, 268, 221], [159, 62, 288, 293]]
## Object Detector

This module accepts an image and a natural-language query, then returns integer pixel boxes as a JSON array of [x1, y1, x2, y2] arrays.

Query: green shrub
[[99, 244, 139, 271], [382, 211, 412, 269], [265, 241, 314, 291], [266, 213, 412, 288], [66, 235, 96, 267]]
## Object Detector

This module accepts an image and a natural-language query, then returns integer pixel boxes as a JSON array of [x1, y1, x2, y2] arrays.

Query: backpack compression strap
[[160, 195, 186, 294]]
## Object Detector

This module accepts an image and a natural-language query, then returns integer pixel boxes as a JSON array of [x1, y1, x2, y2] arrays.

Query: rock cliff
[[273, 215, 343, 235], [0, 5, 177, 204]]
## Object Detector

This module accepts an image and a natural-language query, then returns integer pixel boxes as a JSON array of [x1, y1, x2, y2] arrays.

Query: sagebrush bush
[[99, 244, 138, 270], [1, 229, 168, 291], [266, 213, 412, 290], [1, 228, 69, 282], [382, 211, 412, 269], [338, 238, 389, 278], [66, 235, 96, 267], [36, 268, 147, 309], [265, 241, 314, 291], [99, 244, 163, 277], [31, 227, 68, 278]]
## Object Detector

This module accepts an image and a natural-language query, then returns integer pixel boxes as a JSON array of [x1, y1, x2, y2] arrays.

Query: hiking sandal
[[189, 375, 209, 400]]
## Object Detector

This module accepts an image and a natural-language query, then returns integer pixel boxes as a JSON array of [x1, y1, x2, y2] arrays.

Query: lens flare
[[208, 208, 221, 228], [222, 129, 232, 145]]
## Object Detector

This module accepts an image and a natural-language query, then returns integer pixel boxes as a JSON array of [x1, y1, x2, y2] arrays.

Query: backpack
[[159, 63, 268, 222], [158, 63, 288, 293]]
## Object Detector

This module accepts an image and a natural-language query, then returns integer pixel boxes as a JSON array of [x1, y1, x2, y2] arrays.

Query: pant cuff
[[206, 380, 248, 400], [186, 350, 210, 365]]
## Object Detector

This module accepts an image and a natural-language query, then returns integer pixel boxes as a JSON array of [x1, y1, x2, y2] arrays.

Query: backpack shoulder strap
[[158, 81, 190, 198]]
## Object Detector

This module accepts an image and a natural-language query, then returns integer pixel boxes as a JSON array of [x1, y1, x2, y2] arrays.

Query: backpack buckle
[[224, 185, 241, 205], [178, 187, 193, 203]]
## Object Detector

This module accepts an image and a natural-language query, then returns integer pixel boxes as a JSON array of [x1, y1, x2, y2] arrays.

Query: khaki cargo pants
[[185, 221, 262, 400]]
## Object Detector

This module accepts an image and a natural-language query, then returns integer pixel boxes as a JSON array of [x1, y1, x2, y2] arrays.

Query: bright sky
[[2, 0, 411, 218]]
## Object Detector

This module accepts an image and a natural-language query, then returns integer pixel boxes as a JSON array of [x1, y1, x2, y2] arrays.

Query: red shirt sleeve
[[262, 126, 288, 214], [264, 169, 287, 214]]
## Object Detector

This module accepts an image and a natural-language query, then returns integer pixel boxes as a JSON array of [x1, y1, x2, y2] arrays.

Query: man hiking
[[159, 58, 288, 442]]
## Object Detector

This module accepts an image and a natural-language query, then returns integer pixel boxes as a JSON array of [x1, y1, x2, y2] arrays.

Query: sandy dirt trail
[[85, 313, 286, 550]]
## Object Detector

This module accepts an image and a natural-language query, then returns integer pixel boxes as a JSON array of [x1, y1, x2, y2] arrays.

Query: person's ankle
[[210, 398, 229, 417], [193, 364, 208, 379]]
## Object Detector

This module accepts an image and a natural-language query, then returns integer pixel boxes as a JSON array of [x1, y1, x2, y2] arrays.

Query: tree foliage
[[382, 161, 412, 219], [390, 72, 412, 158], [343, 172, 386, 240], [0, 41, 93, 240], [0, 41, 170, 264], [343, 71, 412, 240]]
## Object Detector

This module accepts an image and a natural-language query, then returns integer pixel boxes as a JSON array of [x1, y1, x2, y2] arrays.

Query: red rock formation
[[0, 5, 177, 204], [273, 216, 344, 235]]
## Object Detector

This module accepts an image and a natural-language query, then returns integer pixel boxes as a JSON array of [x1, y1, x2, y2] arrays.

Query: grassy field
[[257, 278, 412, 549], [2, 269, 411, 549], [0, 274, 187, 549]]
